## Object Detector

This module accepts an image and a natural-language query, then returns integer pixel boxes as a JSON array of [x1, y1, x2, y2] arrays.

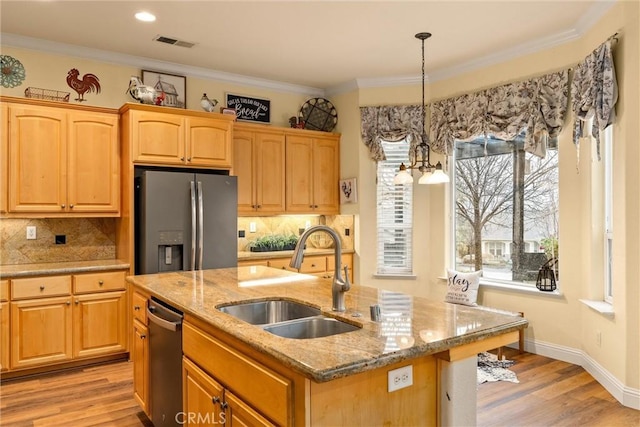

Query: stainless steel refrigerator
[[135, 169, 238, 274]]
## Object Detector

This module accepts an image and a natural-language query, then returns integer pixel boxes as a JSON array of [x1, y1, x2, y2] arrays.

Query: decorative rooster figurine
[[127, 76, 164, 105], [200, 93, 218, 112], [66, 68, 101, 102]]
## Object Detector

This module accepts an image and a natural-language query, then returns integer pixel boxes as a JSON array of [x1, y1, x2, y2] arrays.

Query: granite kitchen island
[[127, 266, 527, 426]]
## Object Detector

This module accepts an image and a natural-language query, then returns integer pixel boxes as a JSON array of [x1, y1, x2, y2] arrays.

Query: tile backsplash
[[238, 215, 354, 252], [0, 218, 116, 265]]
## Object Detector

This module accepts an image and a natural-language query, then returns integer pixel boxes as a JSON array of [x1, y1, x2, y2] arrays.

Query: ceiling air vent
[[153, 35, 196, 48]]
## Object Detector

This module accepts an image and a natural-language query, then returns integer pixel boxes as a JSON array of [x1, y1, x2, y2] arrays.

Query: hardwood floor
[[478, 348, 639, 427], [0, 351, 637, 426]]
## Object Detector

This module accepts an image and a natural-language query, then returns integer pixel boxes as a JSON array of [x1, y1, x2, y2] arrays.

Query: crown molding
[[326, 0, 617, 94], [0, 33, 325, 97]]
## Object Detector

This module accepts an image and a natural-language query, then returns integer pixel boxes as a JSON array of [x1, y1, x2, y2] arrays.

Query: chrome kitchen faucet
[[290, 225, 351, 312]]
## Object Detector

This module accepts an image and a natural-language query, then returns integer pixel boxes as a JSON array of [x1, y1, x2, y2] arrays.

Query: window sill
[[438, 276, 564, 297], [579, 299, 615, 318], [374, 274, 417, 280]]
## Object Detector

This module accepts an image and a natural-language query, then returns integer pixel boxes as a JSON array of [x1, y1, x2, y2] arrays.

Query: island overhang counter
[[127, 266, 527, 426]]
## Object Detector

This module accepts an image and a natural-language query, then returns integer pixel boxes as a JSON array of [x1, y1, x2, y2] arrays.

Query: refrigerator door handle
[[197, 181, 204, 270], [190, 181, 197, 271]]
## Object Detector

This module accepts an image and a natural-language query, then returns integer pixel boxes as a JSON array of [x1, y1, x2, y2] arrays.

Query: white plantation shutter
[[377, 139, 413, 275]]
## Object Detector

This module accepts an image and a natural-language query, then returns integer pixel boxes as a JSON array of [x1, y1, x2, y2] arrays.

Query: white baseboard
[[507, 340, 640, 410]]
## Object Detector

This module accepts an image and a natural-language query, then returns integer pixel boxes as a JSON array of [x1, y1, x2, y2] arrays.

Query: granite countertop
[[127, 266, 527, 383], [238, 248, 355, 261], [1, 259, 130, 279]]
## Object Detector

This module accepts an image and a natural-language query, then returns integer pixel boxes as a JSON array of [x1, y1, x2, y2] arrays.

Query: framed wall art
[[340, 178, 358, 204], [142, 70, 186, 108]]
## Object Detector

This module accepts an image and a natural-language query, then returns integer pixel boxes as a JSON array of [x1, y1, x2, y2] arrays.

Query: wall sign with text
[[225, 93, 270, 123]]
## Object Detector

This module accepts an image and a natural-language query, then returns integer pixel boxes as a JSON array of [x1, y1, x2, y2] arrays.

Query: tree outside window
[[453, 137, 559, 284]]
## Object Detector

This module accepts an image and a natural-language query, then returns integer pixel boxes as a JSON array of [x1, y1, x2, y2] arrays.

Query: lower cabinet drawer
[[183, 322, 290, 426], [298, 256, 326, 273], [11, 276, 71, 300], [73, 271, 126, 294]]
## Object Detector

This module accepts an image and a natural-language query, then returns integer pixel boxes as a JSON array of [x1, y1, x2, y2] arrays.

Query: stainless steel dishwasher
[[147, 297, 183, 426]]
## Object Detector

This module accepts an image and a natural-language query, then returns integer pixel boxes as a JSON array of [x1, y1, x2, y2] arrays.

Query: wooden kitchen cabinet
[[10, 295, 73, 369], [5, 270, 128, 374], [183, 321, 289, 426], [122, 105, 234, 169], [133, 319, 150, 415], [131, 290, 150, 416], [240, 253, 353, 283], [2, 98, 120, 216], [233, 124, 286, 215], [1, 279, 9, 371], [285, 134, 339, 214]]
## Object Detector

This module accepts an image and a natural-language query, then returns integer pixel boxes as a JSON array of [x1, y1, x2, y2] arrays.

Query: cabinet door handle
[[40, 285, 45, 291], [66, 301, 71, 306], [187, 157, 192, 162], [180, 157, 185, 161], [134, 305, 140, 311], [311, 264, 316, 267], [220, 402, 228, 410], [69, 204, 74, 209], [75, 299, 79, 305], [98, 280, 104, 286], [61, 204, 65, 209], [140, 334, 146, 339], [256, 205, 261, 208], [212, 396, 221, 404]]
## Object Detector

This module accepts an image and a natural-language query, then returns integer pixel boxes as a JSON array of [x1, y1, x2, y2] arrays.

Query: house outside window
[[452, 136, 559, 286], [376, 138, 413, 275]]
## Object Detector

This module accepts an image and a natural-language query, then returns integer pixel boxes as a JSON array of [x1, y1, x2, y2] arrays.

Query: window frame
[[603, 126, 613, 303]]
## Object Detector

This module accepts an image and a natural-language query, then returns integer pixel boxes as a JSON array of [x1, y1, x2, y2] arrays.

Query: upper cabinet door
[[254, 132, 285, 214], [312, 137, 339, 214], [67, 111, 120, 213], [285, 135, 314, 213], [187, 117, 232, 168], [130, 110, 185, 165], [7, 105, 67, 213], [233, 130, 257, 214]]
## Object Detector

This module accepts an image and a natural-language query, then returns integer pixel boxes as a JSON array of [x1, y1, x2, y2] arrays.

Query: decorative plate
[[1, 55, 26, 88], [300, 98, 338, 132]]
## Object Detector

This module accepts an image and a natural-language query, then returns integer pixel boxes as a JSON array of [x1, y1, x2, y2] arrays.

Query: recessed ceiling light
[[135, 11, 156, 22]]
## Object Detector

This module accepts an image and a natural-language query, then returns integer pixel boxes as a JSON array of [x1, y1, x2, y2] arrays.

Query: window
[[452, 136, 559, 286], [376, 138, 413, 275], [603, 127, 613, 302]]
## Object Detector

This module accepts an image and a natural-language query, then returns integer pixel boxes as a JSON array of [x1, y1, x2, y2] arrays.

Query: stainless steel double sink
[[218, 299, 360, 339]]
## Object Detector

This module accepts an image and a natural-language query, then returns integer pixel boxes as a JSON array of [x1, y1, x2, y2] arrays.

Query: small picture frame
[[340, 178, 358, 204], [142, 70, 186, 109]]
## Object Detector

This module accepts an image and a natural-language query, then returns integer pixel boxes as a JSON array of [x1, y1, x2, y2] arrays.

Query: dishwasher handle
[[147, 306, 183, 331]]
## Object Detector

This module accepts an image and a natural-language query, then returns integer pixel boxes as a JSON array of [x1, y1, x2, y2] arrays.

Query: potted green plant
[[248, 234, 299, 252]]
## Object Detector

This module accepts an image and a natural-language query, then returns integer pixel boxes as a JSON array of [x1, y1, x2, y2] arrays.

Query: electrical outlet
[[238, 230, 245, 238], [249, 222, 256, 233], [345, 228, 350, 236], [26, 226, 36, 240], [388, 365, 413, 392], [55, 235, 66, 245]]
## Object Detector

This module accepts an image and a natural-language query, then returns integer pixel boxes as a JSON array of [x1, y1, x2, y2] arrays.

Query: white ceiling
[[0, 1, 614, 94]]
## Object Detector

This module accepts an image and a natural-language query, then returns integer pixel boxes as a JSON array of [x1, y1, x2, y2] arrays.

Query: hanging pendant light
[[394, 32, 449, 185]]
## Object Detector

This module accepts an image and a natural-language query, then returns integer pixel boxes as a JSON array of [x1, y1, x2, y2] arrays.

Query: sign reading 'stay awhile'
[[226, 93, 270, 123], [445, 269, 482, 306]]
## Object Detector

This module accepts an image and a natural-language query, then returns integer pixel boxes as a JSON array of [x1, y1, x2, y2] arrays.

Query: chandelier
[[393, 32, 449, 185]]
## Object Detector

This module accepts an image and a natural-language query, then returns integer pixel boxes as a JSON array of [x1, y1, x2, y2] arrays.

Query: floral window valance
[[360, 105, 424, 161], [430, 69, 569, 158], [571, 36, 618, 160]]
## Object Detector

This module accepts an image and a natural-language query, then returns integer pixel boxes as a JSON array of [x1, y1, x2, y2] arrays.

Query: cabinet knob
[[314, 205, 318, 208], [61, 204, 66, 209], [220, 402, 228, 410], [256, 205, 261, 209], [134, 305, 140, 311], [281, 266, 286, 270], [98, 280, 104, 286], [66, 301, 71, 306], [212, 396, 221, 404], [40, 285, 45, 291], [180, 157, 185, 161], [187, 157, 192, 162], [140, 334, 146, 339], [69, 204, 74, 209], [311, 264, 316, 267], [75, 299, 79, 305]]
